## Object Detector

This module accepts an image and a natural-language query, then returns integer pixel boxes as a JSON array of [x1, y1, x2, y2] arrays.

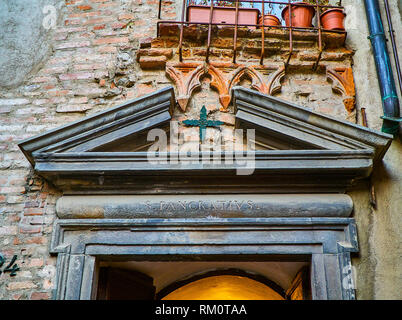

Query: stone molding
[[55, 194, 354, 219]]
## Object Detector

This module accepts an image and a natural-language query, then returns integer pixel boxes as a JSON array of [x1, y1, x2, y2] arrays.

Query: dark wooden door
[[286, 266, 312, 300], [97, 267, 156, 300]]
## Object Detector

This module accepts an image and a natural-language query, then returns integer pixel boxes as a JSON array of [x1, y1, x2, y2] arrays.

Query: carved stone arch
[[166, 62, 231, 112], [228, 66, 270, 96], [326, 67, 356, 113], [267, 66, 286, 96], [207, 64, 231, 112], [166, 62, 205, 111]]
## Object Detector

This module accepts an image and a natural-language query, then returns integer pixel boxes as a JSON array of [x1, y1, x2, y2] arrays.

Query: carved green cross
[[182, 106, 224, 142]]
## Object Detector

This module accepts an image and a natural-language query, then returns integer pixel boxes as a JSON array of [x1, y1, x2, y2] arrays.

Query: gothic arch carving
[[228, 66, 269, 96], [166, 62, 231, 112], [326, 67, 356, 113], [166, 62, 205, 111], [207, 64, 231, 111], [167, 62, 286, 112], [267, 66, 286, 96]]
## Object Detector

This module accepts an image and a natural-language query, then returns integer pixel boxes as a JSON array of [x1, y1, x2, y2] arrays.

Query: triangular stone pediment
[[19, 86, 176, 164], [18, 86, 392, 193]]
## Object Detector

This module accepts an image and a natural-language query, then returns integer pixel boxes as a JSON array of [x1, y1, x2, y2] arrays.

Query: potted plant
[[259, 2, 281, 28], [281, 1, 316, 28], [187, 0, 260, 28], [281, 1, 346, 30], [319, 1, 346, 31]]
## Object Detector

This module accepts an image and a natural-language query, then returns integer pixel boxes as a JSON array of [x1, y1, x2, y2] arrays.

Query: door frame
[[50, 217, 358, 300]]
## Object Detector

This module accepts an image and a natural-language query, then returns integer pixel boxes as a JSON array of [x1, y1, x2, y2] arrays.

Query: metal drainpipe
[[364, 0, 402, 136]]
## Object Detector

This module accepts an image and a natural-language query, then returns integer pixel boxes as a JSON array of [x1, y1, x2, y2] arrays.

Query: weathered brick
[[64, 18, 82, 26], [24, 208, 44, 216], [111, 22, 127, 30], [32, 99, 50, 105], [47, 89, 73, 97], [118, 13, 134, 20], [69, 11, 103, 19], [70, 97, 89, 104], [56, 104, 93, 113], [19, 225, 42, 234], [25, 236, 47, 245], [30, 292, 50, 300], [15, 107, 47, 115], [54, 41, 91, 50], [93, 24, 106, 30], [0, 106, 12, 114], [66, 0, 82, 4], [59, 72, 95, 81], [136, 83, 155, 97], [74, 63, 105, 71], [28, 258, 44, 267], [6, 195, 25, 204], [0, 187, 26, 194], [0, 125, 24, 131], [139, 56, 167, 69], [137, 48, 173, 60], [25, 201, 41, 208], [0, 226, 18, 235], [98, 46, 117, 53], [77, 5, 93, 11], [7, 281, 37, 291], [0, 98, 30, 106], [74, 87, 105, 98], [84, 17, 114, 25], [98, 2, 118, 8], [56, 26, 87, 33], [92, 36, 129, 45], [139, 37, 153, 48], [31, 76, 58, 83], [26, 125, 51, 133]]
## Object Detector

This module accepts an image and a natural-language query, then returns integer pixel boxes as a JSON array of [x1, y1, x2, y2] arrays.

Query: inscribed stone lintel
[[56, 194, 353, 219]]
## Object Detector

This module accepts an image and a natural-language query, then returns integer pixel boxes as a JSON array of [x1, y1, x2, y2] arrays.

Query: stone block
[[137, 48, 173, 61], [139, 56, 167, 69], [56, 104, 93, 113], [7, 281, 37, 291]]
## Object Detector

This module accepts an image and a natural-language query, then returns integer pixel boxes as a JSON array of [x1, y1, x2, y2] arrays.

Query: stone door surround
[[50, 194, 358, 300]]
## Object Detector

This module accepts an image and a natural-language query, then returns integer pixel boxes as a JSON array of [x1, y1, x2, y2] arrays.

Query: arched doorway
[[160, 273, 285, 300], [97, 264, 311, 300]]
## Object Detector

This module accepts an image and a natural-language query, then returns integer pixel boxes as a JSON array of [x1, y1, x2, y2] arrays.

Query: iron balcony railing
[[157, 0, 346, 68]]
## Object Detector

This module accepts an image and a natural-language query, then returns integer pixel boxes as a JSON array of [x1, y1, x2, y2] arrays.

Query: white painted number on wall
[[42, 5, 57, 30]]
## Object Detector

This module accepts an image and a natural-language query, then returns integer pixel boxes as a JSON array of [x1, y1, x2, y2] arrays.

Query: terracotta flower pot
[[320, 8, 346, 31], [259, 14, 281, 28], [281, 2, 316, 28], [187, 5, 260, 28]]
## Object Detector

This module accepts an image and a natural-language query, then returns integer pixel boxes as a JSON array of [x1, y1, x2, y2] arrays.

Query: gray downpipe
[[364, 0, 402, 136]]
